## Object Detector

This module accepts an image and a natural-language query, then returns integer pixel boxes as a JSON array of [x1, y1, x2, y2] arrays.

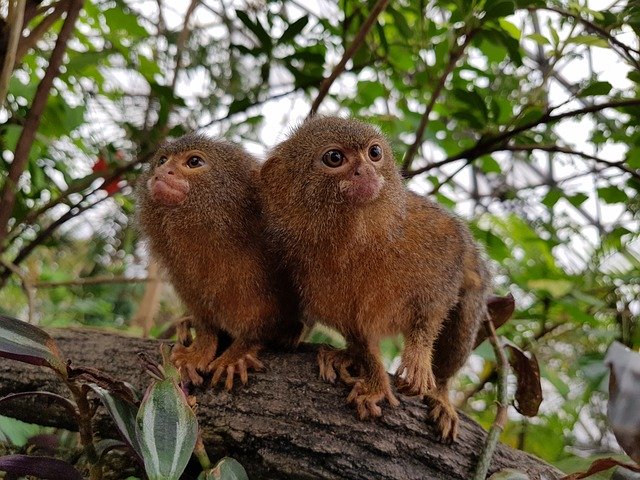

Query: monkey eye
[[157, 156, 168, 166], [187, 156, 205, 168], [368, 144, 382, 161], [322, 149, 345, 168]]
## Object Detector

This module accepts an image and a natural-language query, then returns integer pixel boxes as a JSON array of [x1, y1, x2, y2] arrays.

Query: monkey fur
[[137, 134, 302, 389], [259, 116, 491, 442]]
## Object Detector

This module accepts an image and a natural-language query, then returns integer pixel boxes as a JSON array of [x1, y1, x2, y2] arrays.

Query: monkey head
[[264, 116, 403, 208], [141, 133, 256, 211]]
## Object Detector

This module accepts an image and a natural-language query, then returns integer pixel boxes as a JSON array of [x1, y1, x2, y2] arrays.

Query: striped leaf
[[200, 457, 249, 480], [0, 315, 67, 377], [88, 384, 142, 460], [136, 375, 197, 480]]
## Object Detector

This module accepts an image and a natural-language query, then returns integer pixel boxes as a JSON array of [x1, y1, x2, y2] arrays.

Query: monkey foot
[[394, 356, 436, 396], [423, 391, 459, 443], [318, 346, 358, 385], [210, 344, 264, 391], [346, 380, 400, 420], [171, 339, 217, 386]]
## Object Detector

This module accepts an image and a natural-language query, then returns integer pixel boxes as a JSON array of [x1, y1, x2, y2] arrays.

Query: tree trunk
[[0, 329, 563, 480]]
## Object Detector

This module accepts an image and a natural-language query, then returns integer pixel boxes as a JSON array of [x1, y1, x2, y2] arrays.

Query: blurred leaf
[[0, 315, 67, 377], [568, 35, 610, 48], [598, 186, 628, 204], [579, 81, 613, 97], [236, 10, 272, 50], [505, 344, 542, 417], [280, 16, 308, 43], [527, 279, 573, 298], [485, 0, 516, 20], [561, 457, 640, 479]]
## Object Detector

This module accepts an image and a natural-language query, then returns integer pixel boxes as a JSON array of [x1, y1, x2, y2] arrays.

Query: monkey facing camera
[[136, 134, 303, 390], [259, 116, 492, 442]]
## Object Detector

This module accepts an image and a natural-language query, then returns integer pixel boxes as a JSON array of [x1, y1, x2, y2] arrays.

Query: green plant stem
[[194, 433, 212, 470], [472, 318, 509, 480], [67, 382, 102, 480]]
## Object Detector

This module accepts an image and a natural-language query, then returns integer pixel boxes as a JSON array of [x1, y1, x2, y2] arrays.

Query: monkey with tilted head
[[136, 134, 303, 390], [259, 116, 491, 442]]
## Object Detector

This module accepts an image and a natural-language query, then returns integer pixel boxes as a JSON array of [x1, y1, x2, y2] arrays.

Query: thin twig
[[0, 259, 36, 324], [401, 29, 477, 174], [472, 318, 509, 480], [308, 0, 390, 116], [0, 0, 27, 105], [405, 97, 640, 178], [502, 144, 640, 181], [15, 0, 71, 64], [0, 0, 84, 246]]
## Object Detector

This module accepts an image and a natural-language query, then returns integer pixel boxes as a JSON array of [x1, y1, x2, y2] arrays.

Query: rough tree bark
[[0, 329, 563, 480]]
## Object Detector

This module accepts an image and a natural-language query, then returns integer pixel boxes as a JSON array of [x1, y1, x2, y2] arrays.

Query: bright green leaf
[[578, 81, 612, 97], [597, 186, 628, 204], [568, 35, 610, 48], [528, 279, 574, 298]]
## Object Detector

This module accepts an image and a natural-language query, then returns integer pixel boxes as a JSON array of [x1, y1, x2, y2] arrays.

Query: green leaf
[[200, 458, 249, 480], [542, 187, 562, 208], [103, 7, 147, 38], [0, 315, 67, 377], [566, 192, 588, 207], [568, 35, 610, 48], [578, 80, 612, 97], [136, 375, 197, 480], [484, 0, 515, 20], [626, 146, 640, 169], [597, 186, 628, 204], [279, 16, 308, 43], [479, 156, 501, 174], [88, 384, 142, 459], [236, 10, 272, 50], [528, 279, 574, 298], [526, 33, 549, 45], [498, 19, 521, 40]]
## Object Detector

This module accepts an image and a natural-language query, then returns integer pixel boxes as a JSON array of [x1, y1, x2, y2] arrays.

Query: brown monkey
[[137, 134, 302, 389], [259, 116, 491, 442]]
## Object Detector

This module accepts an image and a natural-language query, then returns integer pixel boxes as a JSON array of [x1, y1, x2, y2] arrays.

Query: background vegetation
[[0, 0, 639, 477]]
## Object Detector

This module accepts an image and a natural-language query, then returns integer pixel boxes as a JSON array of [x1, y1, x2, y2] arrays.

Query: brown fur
[[259, 117, 491, 442], [136, 133, 302, 389]]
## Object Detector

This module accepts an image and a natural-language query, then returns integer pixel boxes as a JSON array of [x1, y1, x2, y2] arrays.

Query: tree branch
[[404, 98, 640, 178], [501, 144, 640, 181], [308, 0, 390, 116], [0, 329, 564, 480], [0, 0, 26, 105], [14, 0, 71, 65], [0, 0, 83, 246], [472, 319, 509, 480]]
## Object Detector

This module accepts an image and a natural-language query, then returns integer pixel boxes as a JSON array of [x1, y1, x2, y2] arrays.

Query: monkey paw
[[171, 341, 217, 386], [210, 345, 264, 391], [423, 392, 459, 443], [346, 380, 400, 420], [394, 357, 437, 396], [318, 346, 358, 385]]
